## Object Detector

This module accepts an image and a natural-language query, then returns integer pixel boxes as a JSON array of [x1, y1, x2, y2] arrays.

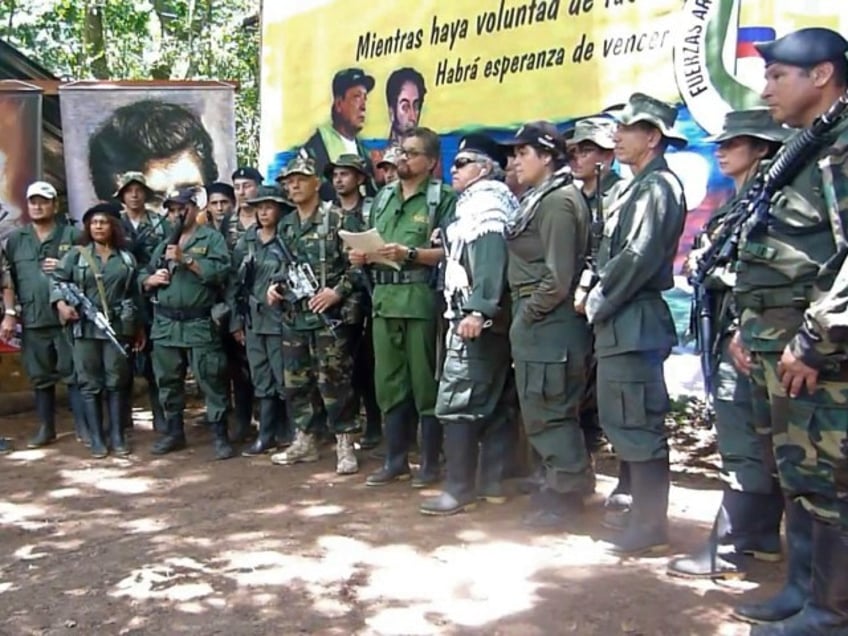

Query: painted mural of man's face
[[143, 149, 206, 209], [390, 81, 422, 139], [334, 86, 368, 137]]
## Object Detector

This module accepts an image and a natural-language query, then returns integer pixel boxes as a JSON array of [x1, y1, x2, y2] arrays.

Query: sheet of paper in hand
[[338, 228, 402, 270]]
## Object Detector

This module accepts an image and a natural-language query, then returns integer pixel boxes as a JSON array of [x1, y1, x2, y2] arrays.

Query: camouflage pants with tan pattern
[[750, 350, 848, 527], [282, 324, 358, 435]]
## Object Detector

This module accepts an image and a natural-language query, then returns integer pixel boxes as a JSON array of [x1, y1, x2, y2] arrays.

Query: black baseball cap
[[502, 121, 564, 154], [332, 68, 375, 97]]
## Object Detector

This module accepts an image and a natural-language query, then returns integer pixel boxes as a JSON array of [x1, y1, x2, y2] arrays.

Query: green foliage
[[0, 0, 260, 165]]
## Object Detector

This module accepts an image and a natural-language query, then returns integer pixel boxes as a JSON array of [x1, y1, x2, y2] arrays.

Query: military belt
[[511, 283, 539, 300], [370, 269, 431, 285], [735, 287, 812, 311], [155, 305, 213, 321]]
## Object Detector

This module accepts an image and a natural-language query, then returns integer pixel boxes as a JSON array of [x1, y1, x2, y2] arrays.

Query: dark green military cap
[[756, 28, 848, 69], [323, 153, 368, 179], [566, 117, 616, 150], [612, 92, 688, 148], [705, 108, 791, 144], [247, 184, 287, 205]]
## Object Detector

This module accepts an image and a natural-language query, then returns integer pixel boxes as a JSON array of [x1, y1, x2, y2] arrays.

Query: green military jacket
[[592, 155, 686, 356], [142, 223, 231, 346], [735, 121, 848, 354], [369, 179, 456, 320], [51, 245, 141, 339], [122, 209, 169, 269], [230, 226, 286, 335], [276, 202, 362, 331], [507, 181, 590, 361], [4, 223, 78, 328]]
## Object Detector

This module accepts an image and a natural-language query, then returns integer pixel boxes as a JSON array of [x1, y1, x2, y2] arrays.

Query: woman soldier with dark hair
[[503, 121, 596, 527], [52, 202, 144, 458]]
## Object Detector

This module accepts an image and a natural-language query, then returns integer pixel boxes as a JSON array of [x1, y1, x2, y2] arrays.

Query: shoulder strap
[[77, 245, 111, 318], [371, 187, 393, 226], [426, 179, 443, 234], [361, 197, 374, 225]]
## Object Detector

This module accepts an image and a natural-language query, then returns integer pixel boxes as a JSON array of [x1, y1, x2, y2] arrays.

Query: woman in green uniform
[[52, 202, 143, 458], [230, 185, 291, 455], [503, 122, 595, 527]]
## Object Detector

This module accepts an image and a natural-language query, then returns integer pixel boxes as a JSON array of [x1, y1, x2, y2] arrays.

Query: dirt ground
[[0, 398, 781, 636]]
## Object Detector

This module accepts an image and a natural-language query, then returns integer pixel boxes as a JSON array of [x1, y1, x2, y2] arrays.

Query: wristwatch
[[183, 256, 195, 267], [4, 308, 17, 317], [404, 246, 418, 265], [470, 311, 484, 319]]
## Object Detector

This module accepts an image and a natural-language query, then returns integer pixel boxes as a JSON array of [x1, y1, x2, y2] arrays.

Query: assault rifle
[[574, 163, 606, 309], [235, 256, 255, 330], [272, 237, 340, 335], [691, 91, 848, 408], [55, 281, 127, 357]]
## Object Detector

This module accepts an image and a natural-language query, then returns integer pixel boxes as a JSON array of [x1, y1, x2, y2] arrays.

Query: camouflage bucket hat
[[113, 171, 154, 199], [247, 184, 288, 205], [705, 108, 791, 144], [613, 92, 688, 149], [567, 117, 616, 150], [276, 156, 318, 181], [324, 153, 368, 179]]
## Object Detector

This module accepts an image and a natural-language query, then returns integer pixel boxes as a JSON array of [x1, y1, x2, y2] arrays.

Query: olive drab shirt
[[369, 179, 456, 320], [4, 223, 79, 328], [507, 184, 591, 361], [276, 202, 362, 331], [735, 120, 848, 354], [141, 223, 231, 346], [592, 155, 686, 355], [50, 245, 141, 339], [230, 226, 286, 336]]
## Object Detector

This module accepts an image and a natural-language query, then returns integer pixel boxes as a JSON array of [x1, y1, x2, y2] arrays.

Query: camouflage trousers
[[282, 323, 357, 435], [750, 350, 848, 527], [713, 334, 773, 493]]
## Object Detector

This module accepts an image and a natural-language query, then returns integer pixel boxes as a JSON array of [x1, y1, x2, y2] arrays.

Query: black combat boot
[[243, 398, 277, 456], [230, 386, 254, 444], [734, 499, 812, 624], [609, 458, 669, 556], [146, 378, 167, 433], [120, 385, 133, 432], [602, 460, 633, 530], [82, 394, 109, 459], [67, 384, 90, 446], [28, 387, 57, 448], [478, 413, 510, 504], [412, 415, 443, 488], [366, 400, 413, 486], [522, 484, 585, 528], [751, 519, 848, 635], [667, 489, 782, 580], [106, 390, 130, 456], [420, 422, 479, 515], [734, 486, 784, 561], [275, 398, 293, 448], [151, 414, 187, 455], [212, 418, 235, 460]]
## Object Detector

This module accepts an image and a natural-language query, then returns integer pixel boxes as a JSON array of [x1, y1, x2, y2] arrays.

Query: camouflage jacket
[[735, 120, 848, 354]]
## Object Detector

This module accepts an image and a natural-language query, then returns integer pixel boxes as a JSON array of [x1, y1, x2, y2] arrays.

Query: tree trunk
[[84, 2, 110, 79]]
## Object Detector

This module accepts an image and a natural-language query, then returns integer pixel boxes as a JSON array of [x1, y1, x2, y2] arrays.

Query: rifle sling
[[78, 246, 112, 320]]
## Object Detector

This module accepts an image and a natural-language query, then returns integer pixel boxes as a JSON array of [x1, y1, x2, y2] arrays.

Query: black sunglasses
[[452, 156, 477, 170]]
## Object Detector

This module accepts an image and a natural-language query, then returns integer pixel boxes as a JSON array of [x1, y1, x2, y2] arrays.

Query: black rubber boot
[[412, 415, 443, 488], [212, 419, 235, 460], [667, 489, 776, 580], [243, 398, 277, 456], [67, 384, 90, 446], [734, 499, 813, 624], [735, 485, 784, 561], [107, 390, 130, 456], [522, 486, 585, 528], [751, 519, 848, 635], [366, 400, 413, 486], [147, 379, 167, 433], [609, 458, 670, 556], [420, 422, 478, 516], [230, 389, 254, 444], [275, 398, 293, 448], [82, 394, 109, 458], [0, 438, 13, 453], [120, 385, 134, 432], [28, 387, 57, 448], [602, 460, 633, 531], [478, 413, 509, 504], [151, 414, 187, 455]]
